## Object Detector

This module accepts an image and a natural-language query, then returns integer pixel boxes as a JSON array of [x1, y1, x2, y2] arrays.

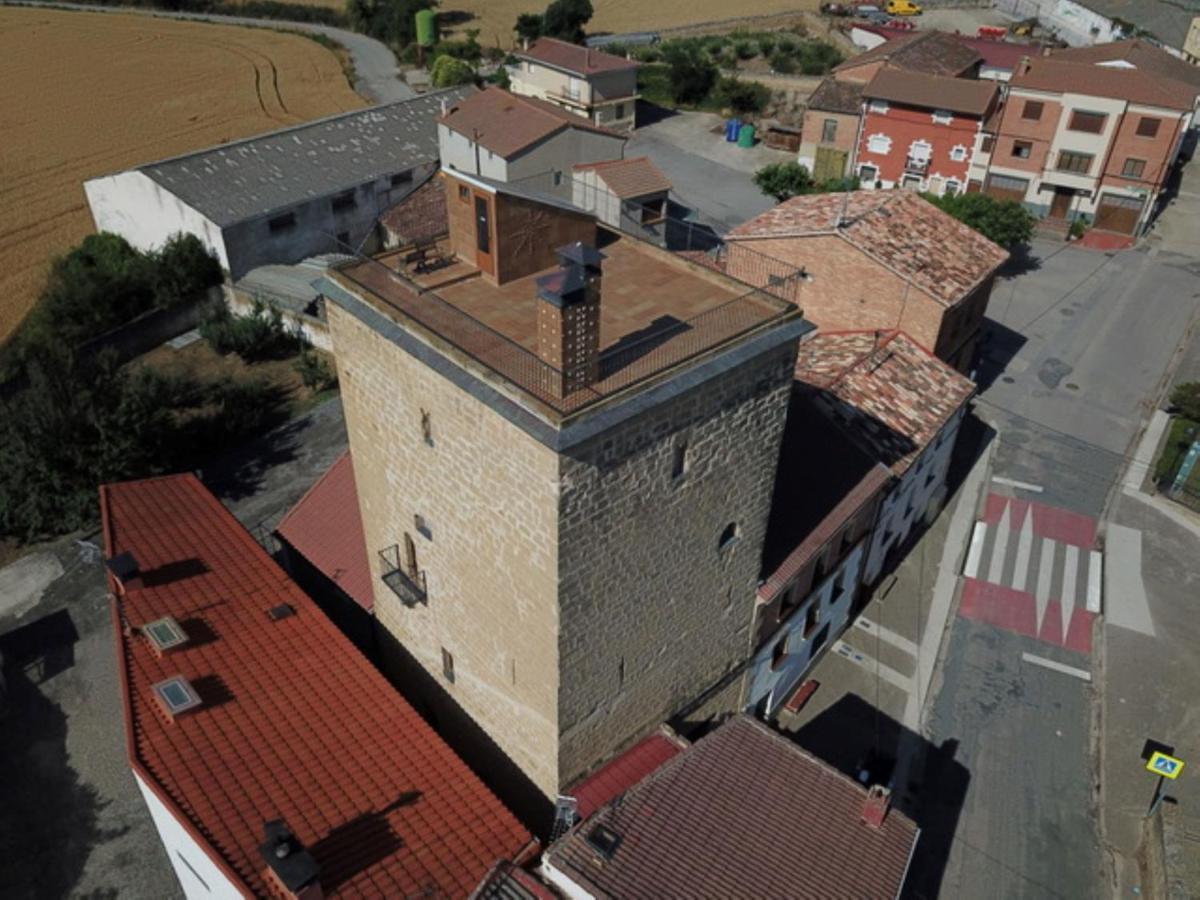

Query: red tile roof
[[276, 451, 374, 612], [836, 30, 982, 79], [727, 190, 1009, 307], [1010, 55, 1197, 111], [568, 729, 688, 821], [863, 69, 999, 116], [1051, 38, 1200, 90], [102, 474, 532, 898], [544, 715, 919, 899], [794, 330, 975, 475], [573, 155, 671, 198], [518, 37, 638, 76], [440, 87, 623, 160], [953, 36, 1035, 72]]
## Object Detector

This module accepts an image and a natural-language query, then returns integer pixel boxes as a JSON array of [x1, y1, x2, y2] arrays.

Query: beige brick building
[[324, 170, 809, 803]]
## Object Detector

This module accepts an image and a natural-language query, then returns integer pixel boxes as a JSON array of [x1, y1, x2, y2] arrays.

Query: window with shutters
[[1056, 150, 1093, 174], [822, 118, 838, 143], [1121, 158, 1146, 178], [1012, 140, 1032, 159]]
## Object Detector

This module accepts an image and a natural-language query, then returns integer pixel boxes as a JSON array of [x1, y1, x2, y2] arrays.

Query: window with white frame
[[908, 139, 932, 160], [858, 164, 879, 183], [867, 99, 889, 114], [949, 145, 968, 162], [943, 179, 961, 196], [932, 109, 953, 125], [867, 133, 892, 155]]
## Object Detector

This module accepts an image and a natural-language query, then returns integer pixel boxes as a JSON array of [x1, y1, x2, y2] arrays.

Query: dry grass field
[[439, 0, 821, 45], [0, 7, 364, 342]]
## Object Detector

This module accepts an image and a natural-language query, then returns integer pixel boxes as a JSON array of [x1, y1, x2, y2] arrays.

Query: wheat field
[[0, 7, 365, 341]]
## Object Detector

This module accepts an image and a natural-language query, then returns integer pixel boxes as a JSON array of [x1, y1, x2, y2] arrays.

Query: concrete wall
[[555, 339, 797, 785], [440, 123, 510, 180], [134, 772, 243, 899], [84, 170, 229, 269], [328, 300, 564, 799], [508, 129, 627, 200], [746, 540, 865, 717], [995, 0, 1125, 47]]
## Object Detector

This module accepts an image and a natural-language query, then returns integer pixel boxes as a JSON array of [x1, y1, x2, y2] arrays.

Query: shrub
[[753, 162, 814, 201], [769, 51, 798, 74], [152, 233, 223, 308], [732, 39, 757, 60], [431, 54, 475, 86], [923, 191, 1035, 247], [795, 41, 843, 75], [514, 12, 543, 42], [1069, 216, 1089, 239], [346, 0, 434, 47], [541, 0, 592, 42], [295, 351, 339, 392], [717, 78, 772, 114], [1170, 382, 1200, 421], [756, 34, 777, 57], [663, 44, 718, 105], [201, 300, 308, 362]]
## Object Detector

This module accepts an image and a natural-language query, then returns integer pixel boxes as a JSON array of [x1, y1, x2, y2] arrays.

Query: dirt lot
[[440, 0, 821, 46], [0, 7, 364, 342]]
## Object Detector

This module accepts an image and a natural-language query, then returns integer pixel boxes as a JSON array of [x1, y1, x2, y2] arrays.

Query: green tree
[[514, 11, 543, 43], [716, 78, 771, 114], [152, 233, 223, 308], [346, 0, 435, 47], [923, 191, 1035, 247], [753, 162, 814, 201], [1169, 382, 1200, 421], [662, 44, 718, 105], [541, 0, 592, 42], [431, 54, 475, 86]]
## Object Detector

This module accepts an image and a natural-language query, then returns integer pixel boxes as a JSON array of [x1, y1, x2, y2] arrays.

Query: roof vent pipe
[[260, 820, 324, 900]]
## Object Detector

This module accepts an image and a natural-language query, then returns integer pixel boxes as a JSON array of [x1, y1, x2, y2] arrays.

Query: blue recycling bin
[[725, 118, 740, 142]]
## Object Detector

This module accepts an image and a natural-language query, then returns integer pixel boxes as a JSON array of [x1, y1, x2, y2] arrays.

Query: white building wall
[[84, 170, 229, 270], [746, 542, 865, 717], [508, 129, 626, 199], [134, 771, 245, 899], [438, 123, 510, 180], [994, 0, 1125, 47], [864, 406, 965, 585]]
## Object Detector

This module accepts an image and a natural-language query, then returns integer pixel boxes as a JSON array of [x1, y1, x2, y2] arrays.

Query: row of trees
[[515, 0, 594, 44]]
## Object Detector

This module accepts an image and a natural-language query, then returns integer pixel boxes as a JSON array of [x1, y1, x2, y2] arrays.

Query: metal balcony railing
[[378, 546, 427, 606], [904, 157, 930, 175]]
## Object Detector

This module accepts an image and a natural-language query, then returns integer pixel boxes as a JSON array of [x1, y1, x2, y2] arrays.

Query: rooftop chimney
[[862, 784, 892, 829], [1019, 55, 1033, 74], [260, 820, 324, 900], [105, 551, 141, 594], [535, 242, 604, 397]]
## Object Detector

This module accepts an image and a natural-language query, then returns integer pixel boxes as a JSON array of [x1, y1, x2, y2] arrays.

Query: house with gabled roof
[[510, 37, 639, 133]]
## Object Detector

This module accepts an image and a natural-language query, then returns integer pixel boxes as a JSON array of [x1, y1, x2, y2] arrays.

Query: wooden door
[[1094, 193, 1142, 234], [1049, 187, 1073, 219], [813, 146, 848, 182], [473, 193, 494, 275]]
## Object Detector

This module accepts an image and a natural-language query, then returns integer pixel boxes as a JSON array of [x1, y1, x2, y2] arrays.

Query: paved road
[[2, 0, 414, 104], [923, 238, 1200, 898]]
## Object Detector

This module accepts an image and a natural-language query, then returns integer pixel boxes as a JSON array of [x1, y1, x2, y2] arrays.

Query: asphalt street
[[925, 237, 1200, 898]]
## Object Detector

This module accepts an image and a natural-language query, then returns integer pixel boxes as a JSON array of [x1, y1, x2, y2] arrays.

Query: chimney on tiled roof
[[862, 784, 892, 829], [1019, 55, 1033, 74], [260, 820, 324, 900], [535, 242, 604, 397], [105, 551, 141, 594]]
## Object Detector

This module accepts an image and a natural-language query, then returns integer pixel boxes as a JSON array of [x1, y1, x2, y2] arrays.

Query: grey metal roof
[[140, 86, 475, 227], [235, 256, 352, 314], [1075, 0, 1199, 50]]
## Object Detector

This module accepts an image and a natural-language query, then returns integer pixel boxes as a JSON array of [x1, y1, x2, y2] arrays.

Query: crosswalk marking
[[1035, 538, 1055, 630], [988, 503, 1012, 584], [1087, 551, 1103, 614], [1061, 545, 1079, 636], [965, 522, 987, 578], [1012, 505, 1034, 592]]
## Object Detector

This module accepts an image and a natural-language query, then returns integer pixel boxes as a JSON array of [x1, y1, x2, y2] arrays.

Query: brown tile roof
[[102, 474, 532, 898], [1051, 38, 1200, 90], [573, 155, 671, 198], [835, 30, 982, 79], [519, 37, 638, 76], [568, 728, 688, 821], [794, 330, 975, 475], [807, 76, 865, 114], [726, 190, 1009, 307], [378, 172, 447, 246], [440, 87, 624, 159], [863, 69, 999, 116], [544, 715, 919, 898], [276, 451, 374, 612], [1010, 55, 1197, 111]]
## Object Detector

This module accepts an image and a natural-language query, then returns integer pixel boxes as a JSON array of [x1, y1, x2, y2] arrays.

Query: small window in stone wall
[[442, 647, 455, 683], [458, 184, 470, 202], [718, 522, 739, 551], [671, 442, 688, 481], [420, 408, 433, 446]]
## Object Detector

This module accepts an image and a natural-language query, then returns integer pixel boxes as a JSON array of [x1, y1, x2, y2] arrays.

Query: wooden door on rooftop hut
[[473, 191, 495, 277]]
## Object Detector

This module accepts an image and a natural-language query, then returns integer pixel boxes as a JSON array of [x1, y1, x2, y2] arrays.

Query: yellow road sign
[[1146, 752, 1185, 780]]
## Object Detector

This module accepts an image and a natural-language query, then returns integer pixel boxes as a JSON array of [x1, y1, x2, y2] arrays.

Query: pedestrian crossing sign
[[1146, 752, 1184, 780]]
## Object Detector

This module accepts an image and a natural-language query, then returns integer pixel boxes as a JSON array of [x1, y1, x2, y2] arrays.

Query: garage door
[[1093, 193, 1143, 234], [985, 173, 1029, 204]]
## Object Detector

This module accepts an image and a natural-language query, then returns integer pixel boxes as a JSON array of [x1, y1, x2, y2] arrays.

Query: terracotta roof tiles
[[568, 729, 687, 821], [440, 87, 623, 159], [793, 330, 975, 475], [518, 37, 638, 76], [572, 155, 671, 198], [863, 69, 999, 117], [807, 76, 865, 114], [545, 715, 919, 898], [836, 29, 982, 79], [727, 190, 1009, 307], [1010, 55, 1197, 111], [102, 474, 531, 898]]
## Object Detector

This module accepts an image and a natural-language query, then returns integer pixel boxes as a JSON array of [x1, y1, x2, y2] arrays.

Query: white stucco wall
[[864, 407, 964, 585], [84, 170, 229, 269], [994, 0, 1125, 47], [746, 541, 865, 717], [134, 771, 245, 899], [438, 123, 510, 180]]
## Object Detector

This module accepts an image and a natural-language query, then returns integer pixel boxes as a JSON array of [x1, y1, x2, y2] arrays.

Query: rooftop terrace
[[334, 228, 798, 418]]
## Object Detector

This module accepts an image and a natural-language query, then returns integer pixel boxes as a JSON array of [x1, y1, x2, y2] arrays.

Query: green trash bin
[[737, 123, 756, 148]]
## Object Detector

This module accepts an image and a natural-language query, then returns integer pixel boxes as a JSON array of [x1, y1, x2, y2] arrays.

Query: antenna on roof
[[835, 189, 851, 229]]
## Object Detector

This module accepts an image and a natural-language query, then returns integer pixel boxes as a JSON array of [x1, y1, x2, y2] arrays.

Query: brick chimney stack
[[260, 820, 324, 900], [535, 242, 604, 396], [861, 784, 892, 829]]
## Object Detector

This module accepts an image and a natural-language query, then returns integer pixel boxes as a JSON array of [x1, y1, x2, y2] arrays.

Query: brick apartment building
[[798, 30, 982, 180], [510, 37, 640, 133], [856, 69, 1001, 196], [724, 190, 1009, 373], [322, 167, 810, 805], [983, 41, 1200, 235]]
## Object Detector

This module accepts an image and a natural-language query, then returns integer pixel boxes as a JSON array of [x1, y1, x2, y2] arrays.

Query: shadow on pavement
[[786, 693, 969, 900], [0, 610, 126, 898], [201, 411, 307, 504], [974, 318, 1028, 392], [635, 99, 679, 128], [998, 244, 1042, 278]]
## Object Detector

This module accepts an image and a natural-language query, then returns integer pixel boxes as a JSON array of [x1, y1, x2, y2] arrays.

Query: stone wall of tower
[[327, 300, 564, 800], [555, 338, 799, 785]]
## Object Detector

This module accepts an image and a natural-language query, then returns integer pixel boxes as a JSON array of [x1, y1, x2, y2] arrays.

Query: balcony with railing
[[904, 156, 930, 175], [378, 545, 427, 606]]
